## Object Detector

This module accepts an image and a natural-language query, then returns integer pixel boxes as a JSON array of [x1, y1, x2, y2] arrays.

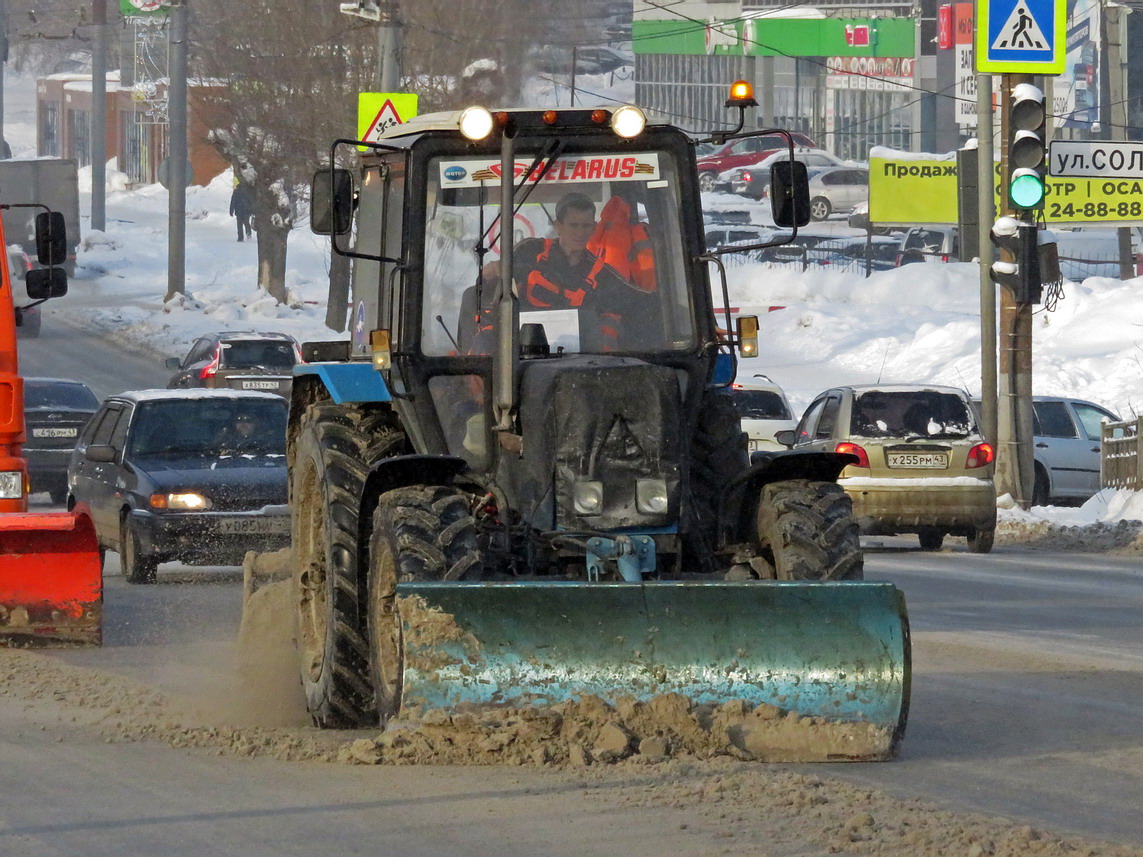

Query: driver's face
[[555, 211, 596, 254]]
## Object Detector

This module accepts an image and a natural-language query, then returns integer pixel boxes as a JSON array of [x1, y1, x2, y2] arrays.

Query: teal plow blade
[[396, 581, 910, 757]]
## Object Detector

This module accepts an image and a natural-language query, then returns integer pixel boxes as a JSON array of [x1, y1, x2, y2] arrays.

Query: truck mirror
[[35, 211, 67, 266], [25, 266, 67, 300], [311, 168, 354, 235], [769, 161, 810, 228]]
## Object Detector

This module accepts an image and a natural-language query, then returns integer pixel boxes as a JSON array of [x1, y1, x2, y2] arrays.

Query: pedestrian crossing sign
[[975, 0, 1064, 74]]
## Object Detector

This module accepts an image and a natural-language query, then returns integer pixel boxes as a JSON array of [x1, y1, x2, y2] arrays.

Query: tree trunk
[[256, 222, 289, 303]]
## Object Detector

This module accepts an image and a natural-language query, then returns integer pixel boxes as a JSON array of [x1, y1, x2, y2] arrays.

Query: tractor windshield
[[420, 148, 695, 357]]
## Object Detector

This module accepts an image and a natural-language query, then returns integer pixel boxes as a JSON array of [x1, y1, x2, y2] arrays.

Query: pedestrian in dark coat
[[230, 181, 254, 242]]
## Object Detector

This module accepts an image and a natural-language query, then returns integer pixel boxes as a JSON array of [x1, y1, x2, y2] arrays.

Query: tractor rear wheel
[[292, 402, 406, 728], [755, 479, 863, 580], [367, 485, 480, 721]]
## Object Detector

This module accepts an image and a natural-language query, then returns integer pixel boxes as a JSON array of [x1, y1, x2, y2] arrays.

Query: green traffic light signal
[[1010, 168, 1046, 209]]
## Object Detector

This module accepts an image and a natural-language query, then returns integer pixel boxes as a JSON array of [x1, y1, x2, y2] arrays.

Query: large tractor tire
[[687, 390, 748, 574], [292, 402, 406, 728], [367, 485, 480, 722], [755, 479, 863, 580]]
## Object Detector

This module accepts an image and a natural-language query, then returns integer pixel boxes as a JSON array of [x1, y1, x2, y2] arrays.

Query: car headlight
[[636, 479, 669, 515], [0, 471, 23, 499], [573, 481, 604, 515], [150, 492, 212, 510]]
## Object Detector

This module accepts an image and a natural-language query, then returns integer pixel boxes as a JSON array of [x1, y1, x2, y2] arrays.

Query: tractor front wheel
[[755, 479, 863, 580], [367, 486, 481, 722]]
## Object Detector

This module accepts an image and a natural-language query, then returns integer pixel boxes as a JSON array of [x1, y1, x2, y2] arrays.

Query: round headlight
[[574, 481, 604, 515], [610, 105, 646, 139], [458, 106, 495, 141]]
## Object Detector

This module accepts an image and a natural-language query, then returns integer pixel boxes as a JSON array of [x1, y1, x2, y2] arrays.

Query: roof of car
[[840, 384, 970, 396], [209, 331, 298, 342], [106, 389, 288, 405], [25, 377, 94, 386], [733, 375, 790, 395]]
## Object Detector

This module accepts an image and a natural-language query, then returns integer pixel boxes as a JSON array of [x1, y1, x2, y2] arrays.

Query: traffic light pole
[[994, 72, 1036, 509]]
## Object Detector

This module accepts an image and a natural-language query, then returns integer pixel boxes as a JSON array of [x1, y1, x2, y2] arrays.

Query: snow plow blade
[[396, 581, 910, 760], [0, 507, 102, 646]]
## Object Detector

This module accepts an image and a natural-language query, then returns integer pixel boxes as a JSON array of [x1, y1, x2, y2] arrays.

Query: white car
[[729, 376, 798, 452]]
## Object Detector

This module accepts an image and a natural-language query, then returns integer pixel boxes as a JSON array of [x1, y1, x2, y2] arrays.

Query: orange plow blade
[[0, 506, 102, 645]]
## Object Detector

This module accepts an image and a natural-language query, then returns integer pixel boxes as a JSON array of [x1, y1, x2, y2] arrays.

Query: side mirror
[[774, 429, 796, 448], [85, 445, 117, 463], [311, 168, 354, 236], [770, 161, 810, 228], [164, 357, 181, 370], [25, 267, 67, 299], [35, 211, 67, 266]]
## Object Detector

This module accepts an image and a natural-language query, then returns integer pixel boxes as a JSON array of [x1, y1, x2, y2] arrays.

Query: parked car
[[896, 226, 959, 265], [729, 150, 844, 200], [729, 375, 798, 452], [972, 395, 1121, 506], [704, 224, 774, 250], [846, 199, 898, 236], [23, 377, 100, 504], [825, 235, 901, 273], [806, 166, 869, 221], [696, 131, 816, 193], [67, 389, 291, 583], [166, 331, 301, 396], [780, 384, 996, 552]]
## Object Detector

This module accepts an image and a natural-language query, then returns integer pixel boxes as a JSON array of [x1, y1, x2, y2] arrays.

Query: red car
[[696, 132, 816, 192]]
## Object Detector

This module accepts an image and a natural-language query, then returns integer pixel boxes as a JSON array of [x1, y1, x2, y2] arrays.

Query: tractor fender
[[719, 450, 859, 544], [362, 454, 470, 507], [293, 362, 391, 405]]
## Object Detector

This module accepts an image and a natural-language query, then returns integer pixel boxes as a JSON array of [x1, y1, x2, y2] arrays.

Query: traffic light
[[1008, 83, 1047, 211], [990, 216, 1042, 303]]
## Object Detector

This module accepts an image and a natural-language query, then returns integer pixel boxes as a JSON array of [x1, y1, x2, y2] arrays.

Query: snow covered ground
[[5, 73, 1141, 530]]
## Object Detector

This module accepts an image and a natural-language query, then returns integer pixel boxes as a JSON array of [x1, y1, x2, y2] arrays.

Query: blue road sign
[[975, 0, 1065, 74]]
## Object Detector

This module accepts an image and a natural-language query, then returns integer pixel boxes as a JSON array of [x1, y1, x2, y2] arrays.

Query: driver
[[216, 411, 260, 452]]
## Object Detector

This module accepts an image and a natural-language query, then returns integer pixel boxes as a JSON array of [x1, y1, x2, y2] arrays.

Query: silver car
[[806, 166, 869, 221], [1031, 396, 1120, 505]]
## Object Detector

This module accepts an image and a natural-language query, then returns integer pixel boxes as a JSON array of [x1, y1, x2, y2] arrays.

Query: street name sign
[[1049, 141, 1143, 179], [975, 0, 1065, 74]]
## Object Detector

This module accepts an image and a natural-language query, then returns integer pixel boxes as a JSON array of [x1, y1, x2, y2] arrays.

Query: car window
[[79, 406, 113, 445], [220, 340, 296, 370], [815, 395, 842, 439], [24, 381, 99, 409], [1073, 403, 1118, 441], [109, 405, 132, 449], [185, 337, 213, 366], [127, 398, 288, 457], [795, 397, 828, 445], [851, 390, 973, 437], [731, 389, 792, 420], [90, 405, 126, 446], [1033, 401, 1077, 438]]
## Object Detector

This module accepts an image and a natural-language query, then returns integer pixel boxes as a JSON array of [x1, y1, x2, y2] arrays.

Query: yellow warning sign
[[357, 93, 419, 150]]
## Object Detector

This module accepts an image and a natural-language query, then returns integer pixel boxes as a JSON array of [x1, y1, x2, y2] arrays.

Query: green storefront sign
[[632, 17, 914, 59], [120, 1, 169, 16]]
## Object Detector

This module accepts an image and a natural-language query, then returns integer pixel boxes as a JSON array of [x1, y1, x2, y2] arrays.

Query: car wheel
[[968, 526, 995, 554], [918, 528, 944, 551], [698, 172, 716, 193], [755, 479, 863, 581], [1032, 465, 1051, 507], [809, 197, 831, 221], [120, 517, 158, 584], [367, 485, 481, 723], [292, 401, 408, 728]]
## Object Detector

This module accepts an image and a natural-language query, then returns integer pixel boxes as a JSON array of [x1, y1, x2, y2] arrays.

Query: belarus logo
[[443, 165, 467, 182]]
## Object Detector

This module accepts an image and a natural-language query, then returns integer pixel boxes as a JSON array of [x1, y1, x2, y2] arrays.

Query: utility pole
[[977, 71, 997, 452], [91, 0, 107, 232], [0, 0, 7, 157], [1103, 3, 1134, 278], [165, 0, 187, 301], [376, 1, 401, 91]]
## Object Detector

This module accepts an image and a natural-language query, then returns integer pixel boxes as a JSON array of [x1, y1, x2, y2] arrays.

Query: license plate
[[887, 452, 948, 469], [748, 439, 761, 452], [216, 516, 289, 535], [31, 427, 78, 438], [241, 380, 281, 390]]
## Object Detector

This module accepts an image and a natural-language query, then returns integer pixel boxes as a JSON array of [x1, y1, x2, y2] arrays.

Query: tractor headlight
[[573, 481, 604, 515], [0, 471, 23, 499], [610, 105, 646, 139], [150, 492, 212, 510], [458, 106, 495, 141], [636, 479, 669, 515]]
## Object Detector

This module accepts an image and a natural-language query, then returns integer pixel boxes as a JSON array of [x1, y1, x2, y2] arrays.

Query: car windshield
[[25, 381, 99, 410], [732, 389, 791, 420], [850, 390, 973, 438], [220, 340, 296, 370], [128, 398, 288, 457], [422, 146, 695, 356]]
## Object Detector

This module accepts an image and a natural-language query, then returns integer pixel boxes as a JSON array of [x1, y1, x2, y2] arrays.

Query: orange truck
[[0, 205, 102, 645]]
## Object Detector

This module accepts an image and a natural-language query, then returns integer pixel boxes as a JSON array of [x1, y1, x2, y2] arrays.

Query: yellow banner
[[357, 93, 419, 150], [870, 156, 1143, 226]]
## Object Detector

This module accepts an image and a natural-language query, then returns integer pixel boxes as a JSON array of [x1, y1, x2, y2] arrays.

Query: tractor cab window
[[420, 148, 695, 357]]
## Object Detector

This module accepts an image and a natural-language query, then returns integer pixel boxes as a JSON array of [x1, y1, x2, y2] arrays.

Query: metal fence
[[1101, 416, 1143, 492]]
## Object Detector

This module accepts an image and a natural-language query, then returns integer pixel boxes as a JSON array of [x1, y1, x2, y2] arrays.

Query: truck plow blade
[[395, 580, 910, 760], [0, 507, 102, 645]]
